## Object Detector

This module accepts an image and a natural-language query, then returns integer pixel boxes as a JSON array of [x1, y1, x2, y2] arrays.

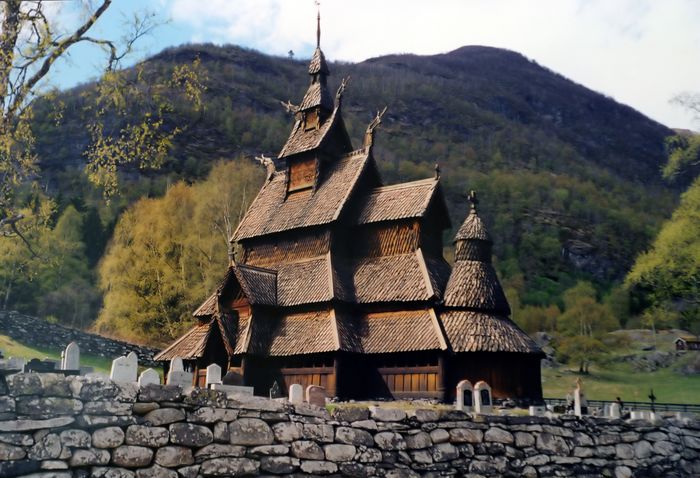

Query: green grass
[[543, 355, 700, 404], [0, 334, 114, 374]]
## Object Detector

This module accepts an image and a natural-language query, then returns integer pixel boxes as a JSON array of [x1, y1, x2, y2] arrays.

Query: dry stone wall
[[0, 373, 699, 477], [0, 311, 159, 367]]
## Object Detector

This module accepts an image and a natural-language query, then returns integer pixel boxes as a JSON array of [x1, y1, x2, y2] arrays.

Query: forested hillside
[[4, 43, 683, 344]]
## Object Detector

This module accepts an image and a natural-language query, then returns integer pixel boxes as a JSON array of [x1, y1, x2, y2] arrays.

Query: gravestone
[[62, 342, 80, 371], [455, 380, 473, 412], [110, 355, 137, 383], [289, 383, 304, 404], [222, 371, 244, 386], [126, 351, 138, 370], [23, 358, 56, 373], [138, 368, 160, 386], [573, 378, 587, 417], [166, 357, 192, 388], [529, 405, 545, 416], [306, 385, 326, 407], [170, 357, 184, 372], [630, 410, 645, 420], [474, 381, 492, 414], [603, 403, 611, 417], [8, 357, 25, 370], [269, 381, 282, 399], [610, 402, 621, 419], [205, 363, 222, 388]]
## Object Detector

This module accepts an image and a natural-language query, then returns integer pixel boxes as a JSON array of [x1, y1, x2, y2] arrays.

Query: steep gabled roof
[[154, 320, 212, 361], [278, 104, 348, 159], [455, 207, 491, 242], [276, 256, 333, 306], [351, 177, 449, 226], [193, 264, 277, 317], [440, 310, 542, 354], [233, 149, 371, 241]]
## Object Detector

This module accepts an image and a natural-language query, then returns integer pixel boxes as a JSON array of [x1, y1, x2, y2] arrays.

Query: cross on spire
[[468, 190, 479, 212]]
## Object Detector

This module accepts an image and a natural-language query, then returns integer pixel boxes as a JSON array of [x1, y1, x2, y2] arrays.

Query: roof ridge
[[237, 263, 278, 276], [368, 177, 437, 193]]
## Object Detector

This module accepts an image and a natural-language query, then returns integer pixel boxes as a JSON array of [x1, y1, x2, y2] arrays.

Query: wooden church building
[[156, 20, 543, 402]]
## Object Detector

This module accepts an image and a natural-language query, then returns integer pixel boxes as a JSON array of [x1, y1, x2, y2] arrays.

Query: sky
[[50, 0, 700, 129]]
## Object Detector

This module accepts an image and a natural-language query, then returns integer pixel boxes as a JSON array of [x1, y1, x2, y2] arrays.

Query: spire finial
[[315, 1, 321, 47], [468, 190, 478, 212]]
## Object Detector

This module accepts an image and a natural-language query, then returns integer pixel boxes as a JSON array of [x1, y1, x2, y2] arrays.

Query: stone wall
[[0, 311, 160, 367], [0, 374, 699, 477]]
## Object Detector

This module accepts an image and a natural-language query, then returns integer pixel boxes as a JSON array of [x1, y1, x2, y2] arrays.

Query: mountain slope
[[32, 43, 679, 305]]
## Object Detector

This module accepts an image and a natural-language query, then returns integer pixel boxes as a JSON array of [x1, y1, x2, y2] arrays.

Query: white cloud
[[169, 0, 700, 129]]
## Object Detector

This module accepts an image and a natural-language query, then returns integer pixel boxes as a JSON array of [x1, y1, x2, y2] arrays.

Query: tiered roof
[[157, 37, 542, 364]]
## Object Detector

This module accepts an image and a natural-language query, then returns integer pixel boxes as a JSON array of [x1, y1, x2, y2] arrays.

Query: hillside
[[29, 43, 679, 312]]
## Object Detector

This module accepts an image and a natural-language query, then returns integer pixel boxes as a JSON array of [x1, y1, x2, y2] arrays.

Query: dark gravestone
[[222, 371, 243, 386], [23, 358, 56, 373], [269, 381, 282, 399]]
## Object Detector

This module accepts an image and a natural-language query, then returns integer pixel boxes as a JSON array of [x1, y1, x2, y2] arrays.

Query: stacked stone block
[[0, 373, 698, 477]]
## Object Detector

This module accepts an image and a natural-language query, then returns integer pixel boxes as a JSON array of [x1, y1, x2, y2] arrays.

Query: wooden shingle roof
[[443, 260, 511, 315], [277, 103, 342, 158], [440, 311, 541, 354], [154, 320, 212, 361], [455, 208, 492, 242], [276, 256, 333, 306], [353, 310, 446, 354], [308, 46, 329, 75], [299, 81, 334, 112], [347, 252, 434, 303], [352, 178, 441, 225], [192, 264, 277, 317], [248, 310, 338, 356], [234, 149, 370, 240]]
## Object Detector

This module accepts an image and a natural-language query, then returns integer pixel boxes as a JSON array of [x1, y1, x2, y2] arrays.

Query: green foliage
[[663, 133, 700, 181], [94, 159, 261, 344], [513, 305, 559, 334], [626, 177, 700, 332]]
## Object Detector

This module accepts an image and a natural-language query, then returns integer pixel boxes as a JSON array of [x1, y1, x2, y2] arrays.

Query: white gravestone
[[289, 383, 304, 405], [474, 381, 492, 414], [170, 357, 184, 372], [630, 410, 645, 420], [529, 405, 545, 416], [62, 342, 80, 371], [126, 351, 138, 369], [167, 357, 192, 388], [205, 363, 222, 388], [610, 403, 621, 419], [110, 355, 137, 383], [138, 368, 161, 386], [8, 357, 25, 370], [574, 387, 583, 417], [455, 380, 473, 412]]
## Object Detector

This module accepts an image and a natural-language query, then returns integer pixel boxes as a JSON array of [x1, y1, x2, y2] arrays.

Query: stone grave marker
[[206, 363, 222, 388], [610, 402, 621, 419], [8, 357, 25, 370], [126, 351, 138, 370], [138, 368, 160, 386], [110, 355, 137, 383], [62, 342, 80, 371], [269, 380, 282, 399], [166, 358, 193, 388], [573, 378, 587, 417], [474, 381, 492, 414], [306, 385, 326, 407], [455, 379, 473, 412], [289, 383, 304, 404], [529, 405, 545, 416], [23, 358, 56, 373]]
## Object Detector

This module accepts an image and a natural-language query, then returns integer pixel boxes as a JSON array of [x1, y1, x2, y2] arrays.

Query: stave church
[[155, 17, 544, 402]]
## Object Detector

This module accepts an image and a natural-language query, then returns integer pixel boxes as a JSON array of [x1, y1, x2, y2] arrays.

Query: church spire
[[316, 1, 321, 48]]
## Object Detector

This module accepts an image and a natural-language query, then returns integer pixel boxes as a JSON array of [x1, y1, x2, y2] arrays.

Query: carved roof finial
[[363, 106, 388, 149], [468, 190, 478, 212], [336, 76, 349, 103], [255, 154, 276, 182], [315, 1, 321, 47]]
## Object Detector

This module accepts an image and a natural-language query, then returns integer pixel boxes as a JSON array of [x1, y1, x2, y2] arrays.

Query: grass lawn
[[542, 358, 700, 403], [1, 334, 116, 374]]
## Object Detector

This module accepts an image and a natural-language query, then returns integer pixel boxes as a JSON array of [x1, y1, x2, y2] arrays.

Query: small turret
[[443, 190, 510, 315], [454, 190, 493, 262]]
